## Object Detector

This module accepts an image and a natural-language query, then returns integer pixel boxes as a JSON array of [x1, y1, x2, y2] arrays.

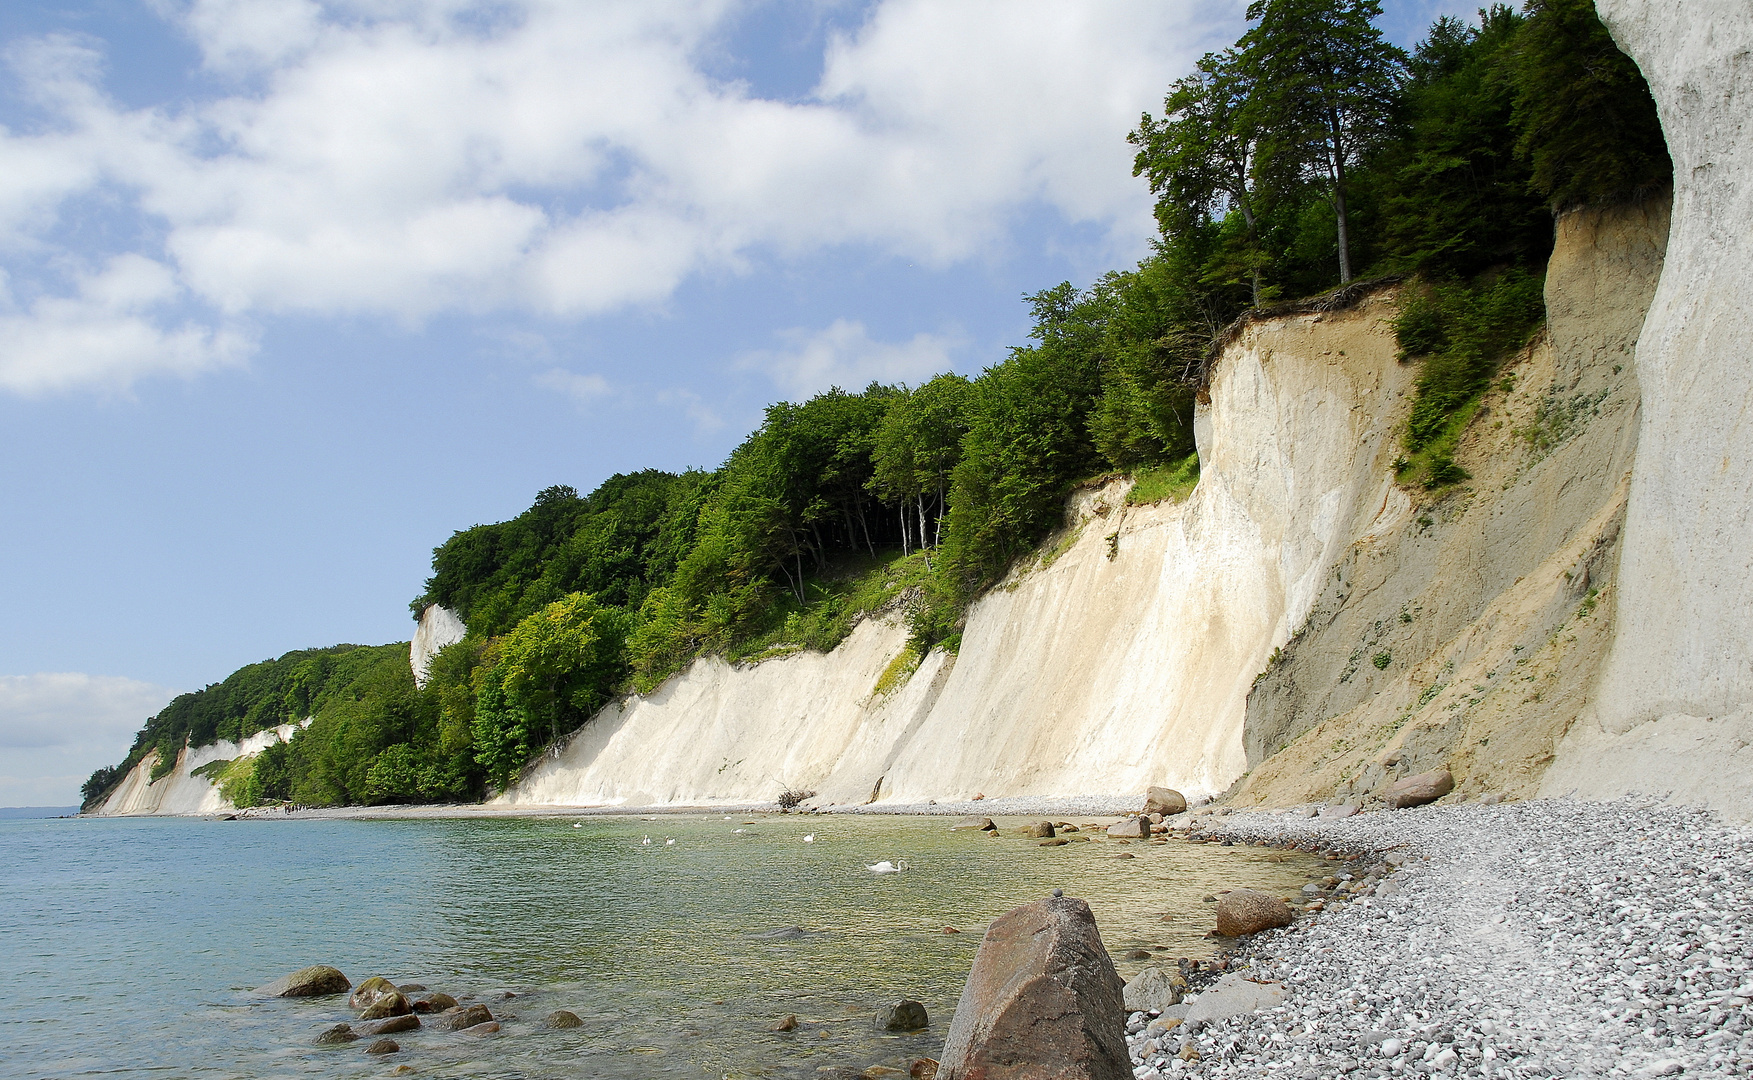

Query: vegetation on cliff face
[[84, 0, 1672, 811]]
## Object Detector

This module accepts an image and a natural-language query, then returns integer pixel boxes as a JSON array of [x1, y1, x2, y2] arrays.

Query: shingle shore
[[1129, 800, 1753, 1080]]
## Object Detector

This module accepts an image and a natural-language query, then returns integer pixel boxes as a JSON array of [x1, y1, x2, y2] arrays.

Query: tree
[[1240, 0, 1405, 283], [1131, 49, 1270, 304], [1512, 0, 1670, 210], [870, 373, 972, 553]]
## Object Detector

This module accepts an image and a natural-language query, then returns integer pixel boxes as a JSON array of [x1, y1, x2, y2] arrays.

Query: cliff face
[[1541, 3, 1753, 815], [95, 721, 307, 816], [505, 291, 1416, 807], [1234, 198, 1666, 809], [411, 605, 466, 688]]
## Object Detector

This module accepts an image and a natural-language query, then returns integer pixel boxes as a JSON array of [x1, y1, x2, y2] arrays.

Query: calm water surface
[[1, 814, 1319, 1080]]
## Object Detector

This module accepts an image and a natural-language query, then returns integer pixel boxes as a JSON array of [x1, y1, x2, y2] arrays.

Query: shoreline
[[1135, 799, 1753, 1079]]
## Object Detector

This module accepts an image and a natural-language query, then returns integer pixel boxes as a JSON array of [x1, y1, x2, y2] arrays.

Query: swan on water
[[866, 859, 910, 873], [641, 836, 651, 846], [666, 838, 675, 845], [803, 834, 814, 843]]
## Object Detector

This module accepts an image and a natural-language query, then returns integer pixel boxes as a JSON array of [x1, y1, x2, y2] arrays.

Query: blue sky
[[0, 0, 1477, 805]]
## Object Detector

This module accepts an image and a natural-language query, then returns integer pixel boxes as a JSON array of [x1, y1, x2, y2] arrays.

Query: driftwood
[[777, 787, 817, 810], [1187, 275, 1404, 394]]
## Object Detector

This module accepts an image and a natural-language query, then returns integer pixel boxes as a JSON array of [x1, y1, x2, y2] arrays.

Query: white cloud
[[739, 317, 958, 400], [533, 366, 610, 404], [0, 672, 180, 806], [0, 255, 254, 395], [0, 0, 1246, 393]]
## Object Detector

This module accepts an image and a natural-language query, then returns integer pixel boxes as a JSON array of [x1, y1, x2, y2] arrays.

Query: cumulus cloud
[[0, 0, 1246, 393], [0, 672, 179, 806], [739, 318, 959, 400]]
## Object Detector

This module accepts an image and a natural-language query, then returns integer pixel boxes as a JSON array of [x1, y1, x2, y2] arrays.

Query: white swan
[[641, 836, 652, 846], [666, 838, 675, 845], [866, 859, 910, 874], [803, 834, 815, 843]]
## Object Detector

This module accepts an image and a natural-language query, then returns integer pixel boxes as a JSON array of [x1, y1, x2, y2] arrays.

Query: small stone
[[1024, 820, 1056, 838], [257, 965, 351, 998], [365, 1039, 399, 1055], [1319, 803, 1360, 819], [772, 1014, 798, 1032], [411, 992, 457, 1013], [396, 983, 427, 993], [546, 1010, 584, 1029], [880, 1000, 929, 1031], [1112, 852, 1136, 859], [461, 1021, 500, 1036], [314, 1023, 358, 1045], [942, 926, 960, 934], [1213, 888, 1294, 936], [950, 817, 996, 832], [1038, 838, 1070, 847], [1381, 1038, 1403, 1057], [1122, 966, 1185, 1012], [909, 1059, 939, 1080]]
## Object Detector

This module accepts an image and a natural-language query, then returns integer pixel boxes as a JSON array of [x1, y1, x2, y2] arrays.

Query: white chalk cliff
[[97, 721, 309, 816], [411, 604, 466, 687], [1542, 2, 1753, 814]]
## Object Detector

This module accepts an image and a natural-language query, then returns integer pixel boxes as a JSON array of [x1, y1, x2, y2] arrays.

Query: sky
[[0, 0, 1478, 807]]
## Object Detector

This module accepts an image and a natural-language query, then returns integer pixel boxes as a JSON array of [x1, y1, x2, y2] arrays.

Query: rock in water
[[357, 1015, 420, 1036], [349, 977, 399, 1011], [1121, 967, 1184, 1012], [1024, 820, 1056, 839], [547, 1010, 584, 1029], [438, 1003, 495, 1031], [1106, 817, 1150, 838], [1387, 768, 1454, 808], [365, 1039, 399, 1055], [313, 1023, 358, 1045], [257, 965, 351, 998], [1214, 889, 1295, 937], [771, 1013, 798, 1032], [881, 1000, 929, 1031], [938, 893, 1129, 1080], [357, 991, 411, 1020], [910, 1060, 940, 1080], [1144, 787, 1187, 817], [411, 992, 458, 1013], [950, 817, 996, 832]]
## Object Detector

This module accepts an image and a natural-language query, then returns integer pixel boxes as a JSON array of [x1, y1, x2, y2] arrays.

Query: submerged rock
[[938, 893, 1128, 1080], [910, 1059, 940, 1080], [313, 1023, 359, 1045], [438, 1003, 495, 1031], [1214, 889, 1294, 937], [950, 817, 996, 832], [771, 1013, 798, 1032], [257, 965, 350, 998], [546, 1010, 584, 1029], [411, 992, 458, 1013], [462, 1021, 501, 1036], [357, 1015, 420, 1036], [880, 1000, 929, 1031], [358, 991, 411, 1020], [365, 1038, 400, 1055]]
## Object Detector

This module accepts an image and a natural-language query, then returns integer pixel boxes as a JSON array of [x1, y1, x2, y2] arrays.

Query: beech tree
[[1239, 0, 1404, 283]]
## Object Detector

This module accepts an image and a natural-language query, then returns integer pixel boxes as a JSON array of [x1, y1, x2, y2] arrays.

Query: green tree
[[1240, 0, 1405, 283], [1512, 0, 1670, 210], [870, 374, 972, 553]]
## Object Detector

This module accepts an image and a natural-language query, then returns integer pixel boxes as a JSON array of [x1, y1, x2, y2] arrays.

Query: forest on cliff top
[[84, 0, 1670, 812]]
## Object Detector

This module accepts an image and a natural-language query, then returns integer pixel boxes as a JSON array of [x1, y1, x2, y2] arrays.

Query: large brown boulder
[[938, 893, 1129, 1080], [1214, 889, 1294, 937], [1023, 821, 1056, 839], [1386, 769, 1454, 809], [256, 965, 351, 998], [411, 992, 458, 1013], [1144, 787, 1187, 817], [356, 1015, 420, 1036]]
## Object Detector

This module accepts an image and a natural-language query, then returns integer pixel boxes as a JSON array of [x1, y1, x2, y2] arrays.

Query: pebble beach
[[1126, 799, 1753, 1080]]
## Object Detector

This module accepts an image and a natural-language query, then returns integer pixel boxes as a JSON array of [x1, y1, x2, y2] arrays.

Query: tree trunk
[[1329, 130, 1352, 284], [899, 500, 910, 556]]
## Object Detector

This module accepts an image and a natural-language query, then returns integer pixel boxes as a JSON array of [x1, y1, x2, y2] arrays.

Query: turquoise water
[[1, 814, 1318, 1080]]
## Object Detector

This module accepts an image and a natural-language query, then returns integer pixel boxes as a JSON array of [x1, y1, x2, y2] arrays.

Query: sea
[[0, 813, 1320, 1080]]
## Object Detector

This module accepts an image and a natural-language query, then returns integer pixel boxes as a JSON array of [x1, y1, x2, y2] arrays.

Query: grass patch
[[1036, 525, 1084, 571], [721, 549, 935, 667], [872, 648, 923, 699], [1394, 270, 1546, 490], [1126, 452, 1201, 506], [192, 755, 259, 805]]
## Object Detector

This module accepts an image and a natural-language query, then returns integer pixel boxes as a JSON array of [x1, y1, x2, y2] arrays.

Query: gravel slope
[[1129, 800, 1753, 1079]]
